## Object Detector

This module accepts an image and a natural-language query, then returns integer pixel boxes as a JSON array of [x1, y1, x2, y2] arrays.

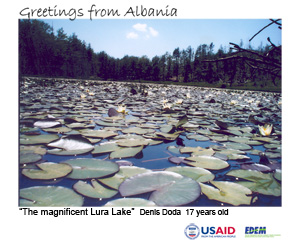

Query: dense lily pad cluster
[[19, 78, 282, 207]]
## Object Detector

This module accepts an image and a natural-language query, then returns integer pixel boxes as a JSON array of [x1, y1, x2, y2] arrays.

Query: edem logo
[[245, 227, 266, 234]]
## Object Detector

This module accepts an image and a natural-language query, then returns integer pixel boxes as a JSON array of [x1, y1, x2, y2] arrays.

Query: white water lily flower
[[162, 99, 168, 104], [230, 100, 238, 105], [176, 99, 183, 104], [186, 92, 191, 99], [80, 93, 86, 99], [89, 92, 95, 96], [258, 124, 273, 136], [117, 105, 127, 113], [163, 103, 172, 110]]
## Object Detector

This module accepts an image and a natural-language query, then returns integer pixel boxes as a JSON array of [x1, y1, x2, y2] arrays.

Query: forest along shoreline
[[19, 20, 281, 94]]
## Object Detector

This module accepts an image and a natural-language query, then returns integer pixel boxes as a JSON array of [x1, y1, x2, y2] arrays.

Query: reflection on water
[[19, 125, 281, 206]]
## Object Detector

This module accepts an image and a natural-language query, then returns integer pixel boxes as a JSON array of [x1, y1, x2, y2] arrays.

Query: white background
[[1, 0, 299, 243]]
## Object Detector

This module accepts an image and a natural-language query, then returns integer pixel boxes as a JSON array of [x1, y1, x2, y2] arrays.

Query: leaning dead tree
[[203, 19, 282, 87]]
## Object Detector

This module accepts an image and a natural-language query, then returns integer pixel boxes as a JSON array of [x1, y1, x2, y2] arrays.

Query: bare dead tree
[[202, 19, 282, 87]]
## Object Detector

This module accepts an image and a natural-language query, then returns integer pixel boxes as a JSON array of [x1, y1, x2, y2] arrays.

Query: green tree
[[151, 56, 160, 81], [172, 47, 180, 81]]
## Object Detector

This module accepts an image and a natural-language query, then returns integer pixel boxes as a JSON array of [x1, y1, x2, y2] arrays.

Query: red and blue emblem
[[185, 223, 200, 239]]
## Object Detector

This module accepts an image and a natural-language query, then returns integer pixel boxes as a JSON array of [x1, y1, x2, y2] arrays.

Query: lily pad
[[241, 163, 272, 172], [155, 132, 180, 141], [81, 129, 118, 139], [226, 169, 281, 196], [273, 169, 282, 181], [179, 146, 205, 154], [228, 137, 262, 145], [115, 160, 133, 166], [122, 127, 155, 135], [47, 148, 93, 156], [92, 142, 120, 155], [264, 143, 281, 149], [227, 154, 251, 161], [98, 166, 152, 190], [191, 148, 215, 157], [209, 135, 229, 142], [167, 145, 181, 154], [20, 145, 47, 155], [19, 186, 84, 206], [20, 153, 42, 164], [223, 142, 252, 151], [168, 156, 188, 165], [95, 120, 123, 127], [22, 162, 73, 180], [104, 198, 157, 207], [42, 126, 72, 133], [66, 122, 94, 129], [64, 158, 119, 179], [73, 179, 118, 199], [165, 166, 214, 183], [20, 134, 59, 145], [265, 151, 281, 159], [33, 120, 61, 128], [48, 135, 94, 151], [187, 134, 210, 141], [185, 156, 229, 170], [110, 146, 144, 159], [215, 148, 246, 155], [119, 171, 201, 206], [252, 136, 274, 143], [199, 181, 255, 206], [160, 124, 175, 133], [116, 138, 149, 147], [197, 129, 214, 135]]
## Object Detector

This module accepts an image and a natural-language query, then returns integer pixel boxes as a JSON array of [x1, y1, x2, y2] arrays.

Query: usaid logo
[[245, 227, 266, 234], [200, 226, 235, 235], [184, 223, 200, 239], [185, 225, 236, 239]]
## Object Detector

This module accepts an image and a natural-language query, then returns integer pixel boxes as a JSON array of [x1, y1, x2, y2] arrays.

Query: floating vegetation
[[22, 162, 73, 180], [119, 171, 201, 206], [19, 78, 282, 207], [73, 180, 118, 199], [104, 198, 157, 207], [19, 186, 84, 207], [199, 181, 256, 206], [63, 158, 119, 179]]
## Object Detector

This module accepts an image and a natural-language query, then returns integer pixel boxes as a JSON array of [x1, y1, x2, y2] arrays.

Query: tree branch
[[229, 42, 281, 66], [249, 19, 281, 42], [202, 54, 280, 69], [269, 19, 282, 27]]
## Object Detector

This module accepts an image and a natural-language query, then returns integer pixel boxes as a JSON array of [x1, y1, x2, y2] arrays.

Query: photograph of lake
[[19, 18, 282, 207]]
